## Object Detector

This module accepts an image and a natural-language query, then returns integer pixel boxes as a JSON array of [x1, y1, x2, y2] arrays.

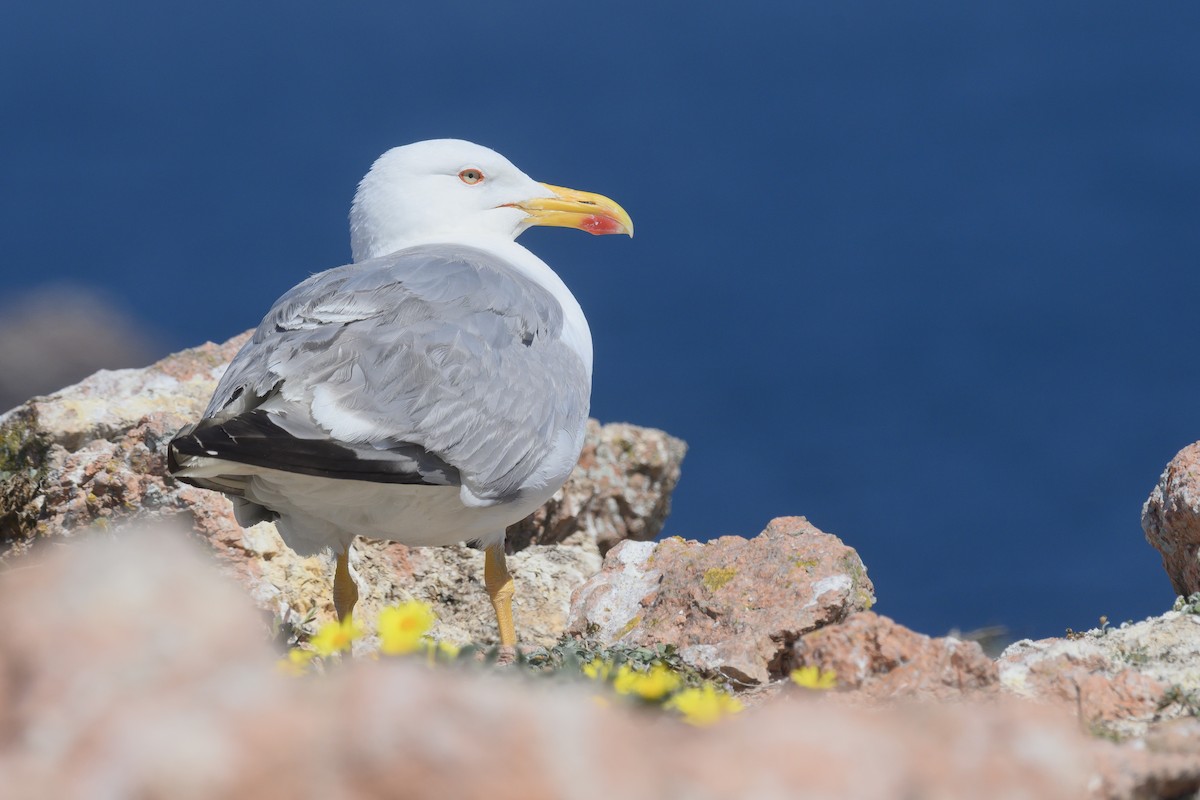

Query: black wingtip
[[166, 425, 198, 476], [166, 410, 458, 486]]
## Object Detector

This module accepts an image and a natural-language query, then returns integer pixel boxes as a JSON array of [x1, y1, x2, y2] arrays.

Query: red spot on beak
[[582, 214, 624, 236]]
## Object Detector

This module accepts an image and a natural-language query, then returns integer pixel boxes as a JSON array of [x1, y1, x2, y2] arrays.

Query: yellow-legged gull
[[168, 139, 632, 648]]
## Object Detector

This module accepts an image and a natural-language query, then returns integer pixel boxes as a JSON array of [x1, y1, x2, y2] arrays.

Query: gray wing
[[180, 243, 589, 502]]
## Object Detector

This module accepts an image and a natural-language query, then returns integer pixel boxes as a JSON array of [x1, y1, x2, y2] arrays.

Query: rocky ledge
[[0, 333, 685, 648], [4, 341, 1200, 798]]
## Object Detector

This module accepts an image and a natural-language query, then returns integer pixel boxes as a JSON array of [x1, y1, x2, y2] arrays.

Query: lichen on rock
[[0, 407, 51, 546], [567, 516, 876, 684]]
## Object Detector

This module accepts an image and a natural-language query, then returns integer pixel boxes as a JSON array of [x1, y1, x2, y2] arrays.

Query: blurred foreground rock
[[0, 531, 1106, 799], [1143, 442, 1200, 596], [567, 516, 875, 684], [2, 527, 1200, 797], [0, 334, 685, 647]]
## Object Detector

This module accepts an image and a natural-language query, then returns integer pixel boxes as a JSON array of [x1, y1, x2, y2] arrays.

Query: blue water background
[[3, 2, 1199, 640]]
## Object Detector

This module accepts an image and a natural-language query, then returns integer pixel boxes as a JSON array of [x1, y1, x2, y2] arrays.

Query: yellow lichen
[[614, 614, 641, 640], [703, 567, 737, 592]]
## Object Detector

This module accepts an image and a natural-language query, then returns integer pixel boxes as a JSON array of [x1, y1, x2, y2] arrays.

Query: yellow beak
[[509, 183, 634, 237]]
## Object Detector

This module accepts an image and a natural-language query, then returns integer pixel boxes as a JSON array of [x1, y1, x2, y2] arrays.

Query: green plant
[[1158, 684, 1200, 717], [1173, 593, 1200, 615], [1115, 643, 1150, 667], [278, 601, 743, 725]]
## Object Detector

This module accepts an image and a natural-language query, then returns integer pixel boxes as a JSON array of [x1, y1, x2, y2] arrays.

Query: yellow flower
[[378, 600, 436, 655], [582, 657, 616, 682], [276, 648, 315, 676], [424, 639, 461, 665], [789, 665, 838, 690], [612, 663, 682, 701], [309, 616, 364, 657], [665, 684, 744, 726]]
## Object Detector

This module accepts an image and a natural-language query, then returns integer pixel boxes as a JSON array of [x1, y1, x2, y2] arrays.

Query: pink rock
[[1143, 442, 1200, 596], [507, 420, 686, 554], [1094, 737, 1200, 800], [789, 611, 998, 700], [998, 639, 1165, 733], [1145, 717, 1200, 755], [567, 516, 876, 684]]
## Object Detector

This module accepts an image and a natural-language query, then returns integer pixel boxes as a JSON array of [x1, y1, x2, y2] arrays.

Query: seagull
[[167, 139, 632, 650]]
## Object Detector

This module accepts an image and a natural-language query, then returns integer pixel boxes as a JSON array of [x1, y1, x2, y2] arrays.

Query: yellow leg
[[484, 545, 516, 649], [333, 546, 359, 622]]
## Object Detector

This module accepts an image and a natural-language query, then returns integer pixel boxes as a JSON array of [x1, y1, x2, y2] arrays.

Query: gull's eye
[[458, 168, 484, 185]]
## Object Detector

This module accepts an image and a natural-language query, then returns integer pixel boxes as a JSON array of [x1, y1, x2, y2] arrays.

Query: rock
[[567, 516, 876, 684], [983, 607, 1200, 796], [0, 528, 283, 799], [340, 534, 601, 649], [0, 333, 684, 646], [0, 334, 250, 555], [1143, 442, 1200, 596], [0, 529, 1100, 800], [1144, 716, 1200, 756], [996, 610, 1200, 740], [506, 419, 686, 555], [1003, 646, 1162, 739], [1094, 737, 1200, 800], [788, 611, 998, 700]]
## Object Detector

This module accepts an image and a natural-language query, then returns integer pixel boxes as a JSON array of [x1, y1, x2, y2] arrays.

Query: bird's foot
[[494, 644, 518, 666]]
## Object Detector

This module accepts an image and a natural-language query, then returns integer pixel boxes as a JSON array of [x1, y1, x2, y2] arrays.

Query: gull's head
[[350, 139, 633, 262]]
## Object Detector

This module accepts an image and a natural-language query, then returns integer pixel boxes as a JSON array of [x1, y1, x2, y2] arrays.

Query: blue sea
[[2, 2, 1198, 641]]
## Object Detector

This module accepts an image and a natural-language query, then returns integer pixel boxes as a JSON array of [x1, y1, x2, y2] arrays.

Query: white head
[[349, 139, 632, 262]]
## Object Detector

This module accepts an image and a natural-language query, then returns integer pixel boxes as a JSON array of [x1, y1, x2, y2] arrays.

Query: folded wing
[[168, 243, 590, 508]]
